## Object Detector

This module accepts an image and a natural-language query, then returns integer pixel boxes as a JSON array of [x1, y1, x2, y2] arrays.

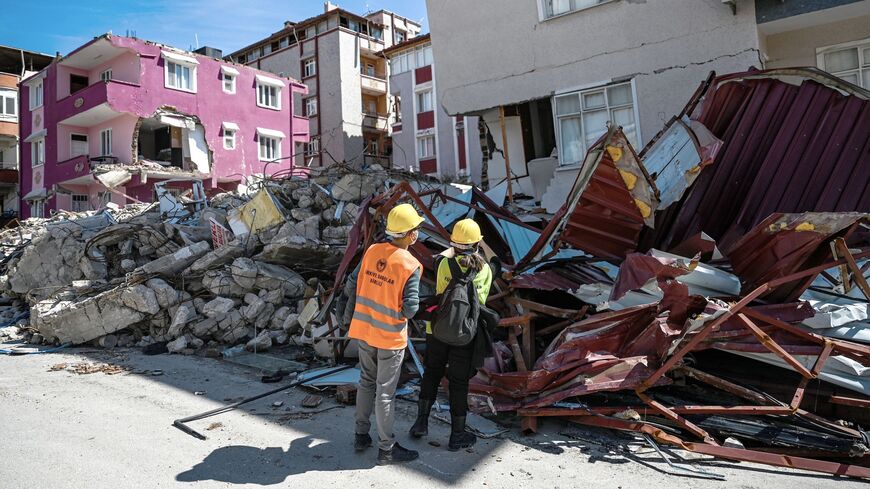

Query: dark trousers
[[419, 334, 475, 416]]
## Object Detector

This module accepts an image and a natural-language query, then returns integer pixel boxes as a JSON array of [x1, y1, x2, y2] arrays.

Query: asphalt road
[[1, 348, 865, 488]]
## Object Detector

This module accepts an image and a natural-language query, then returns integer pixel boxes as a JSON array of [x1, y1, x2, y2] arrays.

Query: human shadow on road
[[176, 435, 377, 484]]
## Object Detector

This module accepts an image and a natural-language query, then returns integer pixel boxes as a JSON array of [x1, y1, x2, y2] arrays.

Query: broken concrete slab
[[119, 285, 161, 315], [132, 241, 210, 277], [231, 257, 258, 290], [32, 285, 146, 344]]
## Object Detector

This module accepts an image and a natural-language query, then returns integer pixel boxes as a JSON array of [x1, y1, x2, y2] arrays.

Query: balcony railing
[[360, 74, 387, 95], [362, 112, 390, 131]]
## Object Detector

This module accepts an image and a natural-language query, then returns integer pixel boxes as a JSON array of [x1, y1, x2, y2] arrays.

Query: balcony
[[56, 80, 139, 127], [358, 37, 385, 55], [362, 112, 390, 132], [360, 74, 387, 95]]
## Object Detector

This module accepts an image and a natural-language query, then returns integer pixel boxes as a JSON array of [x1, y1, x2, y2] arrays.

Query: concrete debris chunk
[[231, 257, 259, 290], [202, 297, 237, 318], [132, 241, 210, 277], [119, 285, 161, 315]]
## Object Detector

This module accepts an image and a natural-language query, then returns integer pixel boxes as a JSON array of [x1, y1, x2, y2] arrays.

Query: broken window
[[259, 135, 280, 161], [393, 95, 402, 123], [304, 137, 319, 157], [395, 29, 406, 44], [71, 194, 89, 212], [70, 134, 88, 158], [70, 74, 88, 94], [270, 40, 280, 52], [136, 114, 210, 172], [819, 40, 870, 88], [554, 81, 635, 165]]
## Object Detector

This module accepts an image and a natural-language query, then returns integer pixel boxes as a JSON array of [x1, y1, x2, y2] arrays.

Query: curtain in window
[[559, 116, 583, 164]]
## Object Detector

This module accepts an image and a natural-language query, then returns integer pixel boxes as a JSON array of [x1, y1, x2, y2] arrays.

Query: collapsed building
[[18, 34, 309, 219], [1, 68, 869, 479]]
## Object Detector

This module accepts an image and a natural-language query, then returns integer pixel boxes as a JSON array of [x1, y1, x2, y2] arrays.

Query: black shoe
[[409, 398, 434, 438], [377, 442, 419, 465], [354, 433, 372, 451], [448, 416, 477, 451]]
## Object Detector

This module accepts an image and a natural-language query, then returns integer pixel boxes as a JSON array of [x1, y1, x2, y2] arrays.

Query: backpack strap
[[447, 256, 470, 280]]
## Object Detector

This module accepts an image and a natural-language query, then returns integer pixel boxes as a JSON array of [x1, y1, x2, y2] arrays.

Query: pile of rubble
[[321, 68, 870, 478], [0, 165, 395, 355]]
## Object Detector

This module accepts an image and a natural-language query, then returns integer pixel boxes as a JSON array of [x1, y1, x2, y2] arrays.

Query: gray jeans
[[355, 340, 405, 451]]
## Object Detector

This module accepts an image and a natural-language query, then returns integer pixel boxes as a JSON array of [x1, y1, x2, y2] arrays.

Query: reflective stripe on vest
[[348, 242, 421, 350]]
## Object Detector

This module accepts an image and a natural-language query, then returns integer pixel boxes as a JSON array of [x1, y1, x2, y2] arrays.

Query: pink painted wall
[[19, 34, 309, 217]]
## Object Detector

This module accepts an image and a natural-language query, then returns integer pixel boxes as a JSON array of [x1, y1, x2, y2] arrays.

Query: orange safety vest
[[348, 242, 421, 350]]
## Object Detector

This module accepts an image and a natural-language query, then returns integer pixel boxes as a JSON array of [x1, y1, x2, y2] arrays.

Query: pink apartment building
[[19, 34, 309, 218]]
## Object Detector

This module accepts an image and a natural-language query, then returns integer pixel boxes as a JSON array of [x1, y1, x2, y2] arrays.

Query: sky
[[3, 0, 429, 56]]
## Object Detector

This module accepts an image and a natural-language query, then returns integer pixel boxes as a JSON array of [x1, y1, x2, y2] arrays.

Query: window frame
[[552, 80, 639, 166], [100, 69, 113, 82], [223, 74, 236, 94], [29, 79, 44, 110], [305, 97, 318, 117], [31, 138, 45, 167], [256, 81, 282, 110], [223, 129, 236, 150], [417, 134, 436, 159], [100, 128, 113, 157], [31, 200, 45, 218], [70, 133, 89, 159], [416, 89, 433, 114], [816, 37, 870, 89], [0, 88, 17, 119], [258, 135, 281, 161], [71, 194, 89, 212], [303, 58, 317, 78], [164, 60, 198, 93], [538, 0, 614, 21], [304, 137, 320, 157]]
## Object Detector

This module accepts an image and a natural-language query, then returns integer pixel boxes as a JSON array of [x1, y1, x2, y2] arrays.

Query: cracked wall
[[426, 0, 762, 147]]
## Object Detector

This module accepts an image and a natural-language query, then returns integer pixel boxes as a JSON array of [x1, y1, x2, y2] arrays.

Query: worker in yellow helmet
[[410, 218, 492, 451], [343, 203, 424, 464]]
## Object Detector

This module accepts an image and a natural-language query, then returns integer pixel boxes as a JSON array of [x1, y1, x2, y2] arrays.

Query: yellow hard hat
[[451, 218, 482, 245], [386, 203, 425, 235]]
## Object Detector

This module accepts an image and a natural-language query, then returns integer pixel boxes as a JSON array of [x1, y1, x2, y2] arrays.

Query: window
[[70, 134, 88, 158], [417, 135, 435, 159], [304, 138, 320, 157], [0, 89, 16, 119], [259, 135, 280, 160], [303, 58, 317, 78], [29, 80, 43, 110], [100, 69, 112, 82], [395, 30, 406, 44], [364, 63, 376, 77], [71, 194, 89, 212], [415, 46, 433, 67], [100, 128, 113, 156], [223, 129, 236, 150], [416, 89, 433, 113], [256, 80, 282, 110], [305, 97, 318, 116], [554, 81, 636, 166], [818, 40, 870, 89], [541, 0, 610, 19], [31, 138, 45, 166], [223, 74, 236, 94], [165, 60, 197, 92], [31, 200, 44, 218]]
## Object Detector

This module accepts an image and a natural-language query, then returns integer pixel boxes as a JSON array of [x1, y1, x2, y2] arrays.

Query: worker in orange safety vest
[[342, 203, 424, 465]]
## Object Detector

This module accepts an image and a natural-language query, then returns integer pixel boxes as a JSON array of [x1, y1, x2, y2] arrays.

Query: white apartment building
[[227, 3, 421, 169]]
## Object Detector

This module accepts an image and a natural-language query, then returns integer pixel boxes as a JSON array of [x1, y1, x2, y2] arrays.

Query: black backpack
[[432, 257, 480, 346]]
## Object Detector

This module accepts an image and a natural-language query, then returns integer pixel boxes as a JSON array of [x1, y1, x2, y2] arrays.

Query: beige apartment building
[[425, 0, 870, 208], [227, 3, 421, 169]]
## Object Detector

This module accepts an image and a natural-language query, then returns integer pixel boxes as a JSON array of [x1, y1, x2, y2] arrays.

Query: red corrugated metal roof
[[642, 68, 870, 253]]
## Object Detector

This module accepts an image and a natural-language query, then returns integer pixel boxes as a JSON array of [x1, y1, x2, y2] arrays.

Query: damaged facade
[[19, 34, 309, 218], [424, 0, 870, 201]]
